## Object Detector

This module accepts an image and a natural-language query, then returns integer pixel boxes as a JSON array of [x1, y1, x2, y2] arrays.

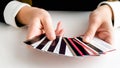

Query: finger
[[97, 31, 113, 45], [41, 14, 56, 41], [83, 16, 101, 43], [55, 21, 62, 31], [105, 36, 113, 45], [55, 21, 64, 36], [58, 29, 65, 36], [104, 30, 114, 45], [55, 21, 62, 33], [27, 18, 42, 40], [56, 29, 64, 36]]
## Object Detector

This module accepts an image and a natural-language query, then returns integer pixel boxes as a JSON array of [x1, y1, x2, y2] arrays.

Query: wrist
[[100, 5, 114, 26], [101, 5, 113, 20], [16, 6, 32, 25]]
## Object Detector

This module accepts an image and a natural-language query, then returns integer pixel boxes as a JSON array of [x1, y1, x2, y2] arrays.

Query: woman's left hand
[[83, 5, 114, 45]]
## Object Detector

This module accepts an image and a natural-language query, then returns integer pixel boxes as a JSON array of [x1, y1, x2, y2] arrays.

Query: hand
[[16, 6, 64, 40], [83, 5, 114, 45]]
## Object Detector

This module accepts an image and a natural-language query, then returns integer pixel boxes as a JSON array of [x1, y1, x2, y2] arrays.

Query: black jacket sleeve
[[32, 0, 106, 11], [0, 0, 106, 24], [0, 0, 12, 24]]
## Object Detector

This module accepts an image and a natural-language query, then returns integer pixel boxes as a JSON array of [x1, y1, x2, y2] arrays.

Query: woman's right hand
[[16, 6, 64, 40]]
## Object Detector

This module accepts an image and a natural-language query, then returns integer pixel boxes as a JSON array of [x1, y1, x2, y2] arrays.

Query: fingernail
[[84, 36, 91, 43], [47, 32, 56, 41]]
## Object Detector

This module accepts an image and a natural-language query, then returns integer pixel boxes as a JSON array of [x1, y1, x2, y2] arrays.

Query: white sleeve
[[3, 1, 31, 28], [98, 1, 120, 29]]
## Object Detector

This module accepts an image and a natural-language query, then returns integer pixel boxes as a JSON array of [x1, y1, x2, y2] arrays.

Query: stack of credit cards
[[24, 34, 115, 57]]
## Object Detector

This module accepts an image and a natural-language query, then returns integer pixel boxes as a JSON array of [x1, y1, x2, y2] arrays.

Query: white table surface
[[0, 11, 120, 68]]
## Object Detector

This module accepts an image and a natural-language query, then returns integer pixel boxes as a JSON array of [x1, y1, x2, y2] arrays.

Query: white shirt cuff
[[98, 1, 120, 29], [4, 1, 31, 28]]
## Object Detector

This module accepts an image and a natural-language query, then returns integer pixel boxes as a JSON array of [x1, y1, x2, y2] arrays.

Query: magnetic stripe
[[48, 37, 59, 52], [59, 39, 66, 54], [24, 34, 45, 45], [36, 37, 49, 49], [53, 36, 62, 54], [63, 38, 76, 56]]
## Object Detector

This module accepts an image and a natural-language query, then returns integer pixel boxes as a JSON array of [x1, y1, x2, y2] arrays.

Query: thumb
[[41, 14, 56, 41], [83, 19, 101, 43]]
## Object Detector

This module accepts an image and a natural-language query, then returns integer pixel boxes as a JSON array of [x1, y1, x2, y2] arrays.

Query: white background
[[0, 11, 120, 68]]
